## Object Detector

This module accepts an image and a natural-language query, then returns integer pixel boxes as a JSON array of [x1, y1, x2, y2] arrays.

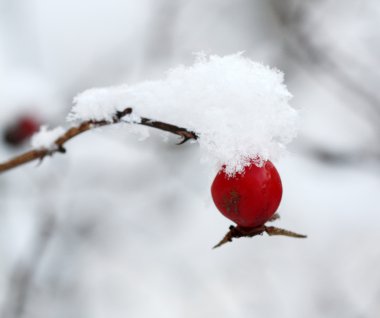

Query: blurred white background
[[1, 1, 380, 317]]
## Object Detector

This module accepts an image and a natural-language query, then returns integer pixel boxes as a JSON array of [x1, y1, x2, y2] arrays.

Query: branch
[[0, 107, 198, 174]]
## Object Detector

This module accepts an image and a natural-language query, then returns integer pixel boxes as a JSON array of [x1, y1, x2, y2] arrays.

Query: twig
[[0, 107, 198, 174], [213, 217, 307, 249]]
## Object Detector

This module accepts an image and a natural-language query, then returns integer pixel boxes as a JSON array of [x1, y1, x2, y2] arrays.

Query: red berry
[[4, 116, 40, 146], [211, 160, 282, 228]]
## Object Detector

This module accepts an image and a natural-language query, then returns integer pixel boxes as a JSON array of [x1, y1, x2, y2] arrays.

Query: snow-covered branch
[[1, 53, 298, 174], [0, 107, 197, 174]]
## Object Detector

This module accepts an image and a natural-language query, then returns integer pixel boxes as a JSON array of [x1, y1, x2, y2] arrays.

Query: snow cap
[[69, 53, 298, 175]]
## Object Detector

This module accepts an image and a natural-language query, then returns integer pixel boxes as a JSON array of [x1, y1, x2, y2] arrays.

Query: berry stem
[[213, 219, 307, 248]]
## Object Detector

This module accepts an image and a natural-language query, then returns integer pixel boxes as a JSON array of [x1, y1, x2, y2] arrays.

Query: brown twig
[[0, 107, 198, 174], [213, 217, 307, 249]]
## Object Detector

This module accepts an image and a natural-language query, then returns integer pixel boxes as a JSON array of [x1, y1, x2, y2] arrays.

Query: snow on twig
[[70, 54, 298, 174], [1, 53, 298, 174], [0, 108, 197, 173]]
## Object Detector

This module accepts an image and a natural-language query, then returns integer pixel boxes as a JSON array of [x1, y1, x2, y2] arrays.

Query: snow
[[121, 113, 142, 124], [69, 54, 298, 174], [31, 126, 65, 149]]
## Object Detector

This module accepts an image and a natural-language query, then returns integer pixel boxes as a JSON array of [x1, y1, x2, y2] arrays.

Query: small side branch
[[139, 118, 197, 145], [0, 107, 198, 174]]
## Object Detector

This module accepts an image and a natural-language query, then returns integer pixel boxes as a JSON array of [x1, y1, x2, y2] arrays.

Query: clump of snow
[[69, 86, 129, 122], [69, 53, 298, 174], [121, 113, 142, 124], [31, 126, 65, 149]]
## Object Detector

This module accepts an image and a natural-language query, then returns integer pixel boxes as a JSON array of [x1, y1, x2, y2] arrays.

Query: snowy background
[[1, 1, 380, 317]]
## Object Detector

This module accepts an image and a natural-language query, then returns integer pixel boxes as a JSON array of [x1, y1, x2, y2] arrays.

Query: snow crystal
[[69, 53, 298, 174], [31, 126, 65, 149]]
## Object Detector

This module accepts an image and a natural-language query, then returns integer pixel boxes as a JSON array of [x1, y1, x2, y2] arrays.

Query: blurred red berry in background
[[3, 115, 40, 146]]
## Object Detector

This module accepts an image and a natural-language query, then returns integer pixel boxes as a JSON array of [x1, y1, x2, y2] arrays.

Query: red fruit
[[211, 160, 282, 228], [4, 116, 40, 146]]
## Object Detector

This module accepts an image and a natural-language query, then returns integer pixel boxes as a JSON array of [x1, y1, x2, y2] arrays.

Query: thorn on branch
[[176, 131, 198, 145], [114, 108, 133, 121], [37, 156, 45, 167], [176, 137, 190, 145], [57, 145, 66, 153]]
